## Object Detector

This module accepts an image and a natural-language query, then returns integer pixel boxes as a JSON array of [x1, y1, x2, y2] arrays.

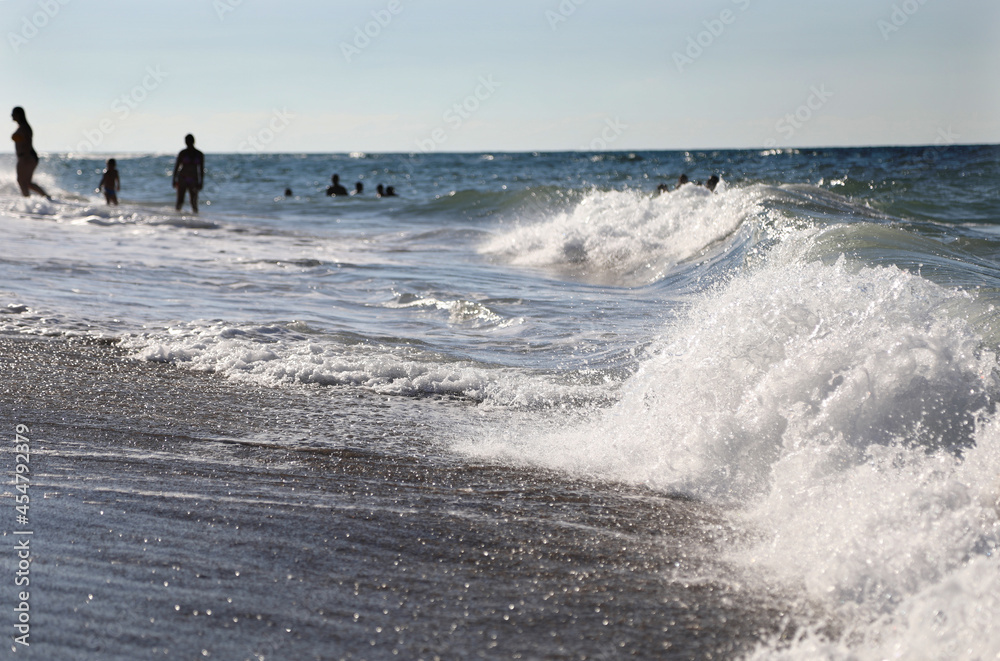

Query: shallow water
[[2, 335, 790, 660]]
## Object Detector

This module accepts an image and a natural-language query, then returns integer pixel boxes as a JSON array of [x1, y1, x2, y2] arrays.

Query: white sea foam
[[481, 184, 761, 284], [382, 294, 514, 328], [465, 225, 1000, 657], [741, 426, 1000, 660], [121, 320, 607, 408]]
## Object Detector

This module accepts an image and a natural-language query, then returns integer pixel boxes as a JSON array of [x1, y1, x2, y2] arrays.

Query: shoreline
[[0, 332, 787, 659]]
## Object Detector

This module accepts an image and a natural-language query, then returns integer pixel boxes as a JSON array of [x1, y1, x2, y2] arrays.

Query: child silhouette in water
[[98, 158, 120, 205]]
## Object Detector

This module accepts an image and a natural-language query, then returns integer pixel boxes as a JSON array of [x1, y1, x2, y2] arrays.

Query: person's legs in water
[[16, 155, 48, 198]]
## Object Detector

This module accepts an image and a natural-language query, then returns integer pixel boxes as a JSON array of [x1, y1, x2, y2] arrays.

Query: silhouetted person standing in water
[[10, 107, 50, 199], [172, 134, 204, 212], [326, 174, 348, 197], [98, 158, 120, 205]]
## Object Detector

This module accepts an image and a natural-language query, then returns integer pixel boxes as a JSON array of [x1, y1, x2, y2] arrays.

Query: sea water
[[1, 146, 999, 659]]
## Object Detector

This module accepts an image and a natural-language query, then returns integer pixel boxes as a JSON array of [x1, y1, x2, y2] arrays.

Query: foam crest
[[480, 184, 758, 284]]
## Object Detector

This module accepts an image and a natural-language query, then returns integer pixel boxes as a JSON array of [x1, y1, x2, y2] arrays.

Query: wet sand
[[0, 334, 788, 660]]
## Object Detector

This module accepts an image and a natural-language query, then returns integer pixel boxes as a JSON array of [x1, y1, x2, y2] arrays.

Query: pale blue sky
[[2, 0, 998, 153]]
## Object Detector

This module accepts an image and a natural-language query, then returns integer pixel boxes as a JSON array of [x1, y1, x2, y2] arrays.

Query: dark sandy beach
[[0, 333, 790, 659]]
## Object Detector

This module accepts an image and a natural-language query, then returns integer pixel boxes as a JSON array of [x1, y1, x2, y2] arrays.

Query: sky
[[1, 0, 998, 154]]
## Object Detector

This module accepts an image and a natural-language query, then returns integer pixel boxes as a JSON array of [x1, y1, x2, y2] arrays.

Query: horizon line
[[1, 142, 996, 157]]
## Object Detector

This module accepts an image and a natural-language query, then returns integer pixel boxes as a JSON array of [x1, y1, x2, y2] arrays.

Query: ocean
[[1, 146, 999, 659]]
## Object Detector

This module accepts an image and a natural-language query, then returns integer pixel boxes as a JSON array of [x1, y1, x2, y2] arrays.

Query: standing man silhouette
[[172, 134, 204, 212]]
